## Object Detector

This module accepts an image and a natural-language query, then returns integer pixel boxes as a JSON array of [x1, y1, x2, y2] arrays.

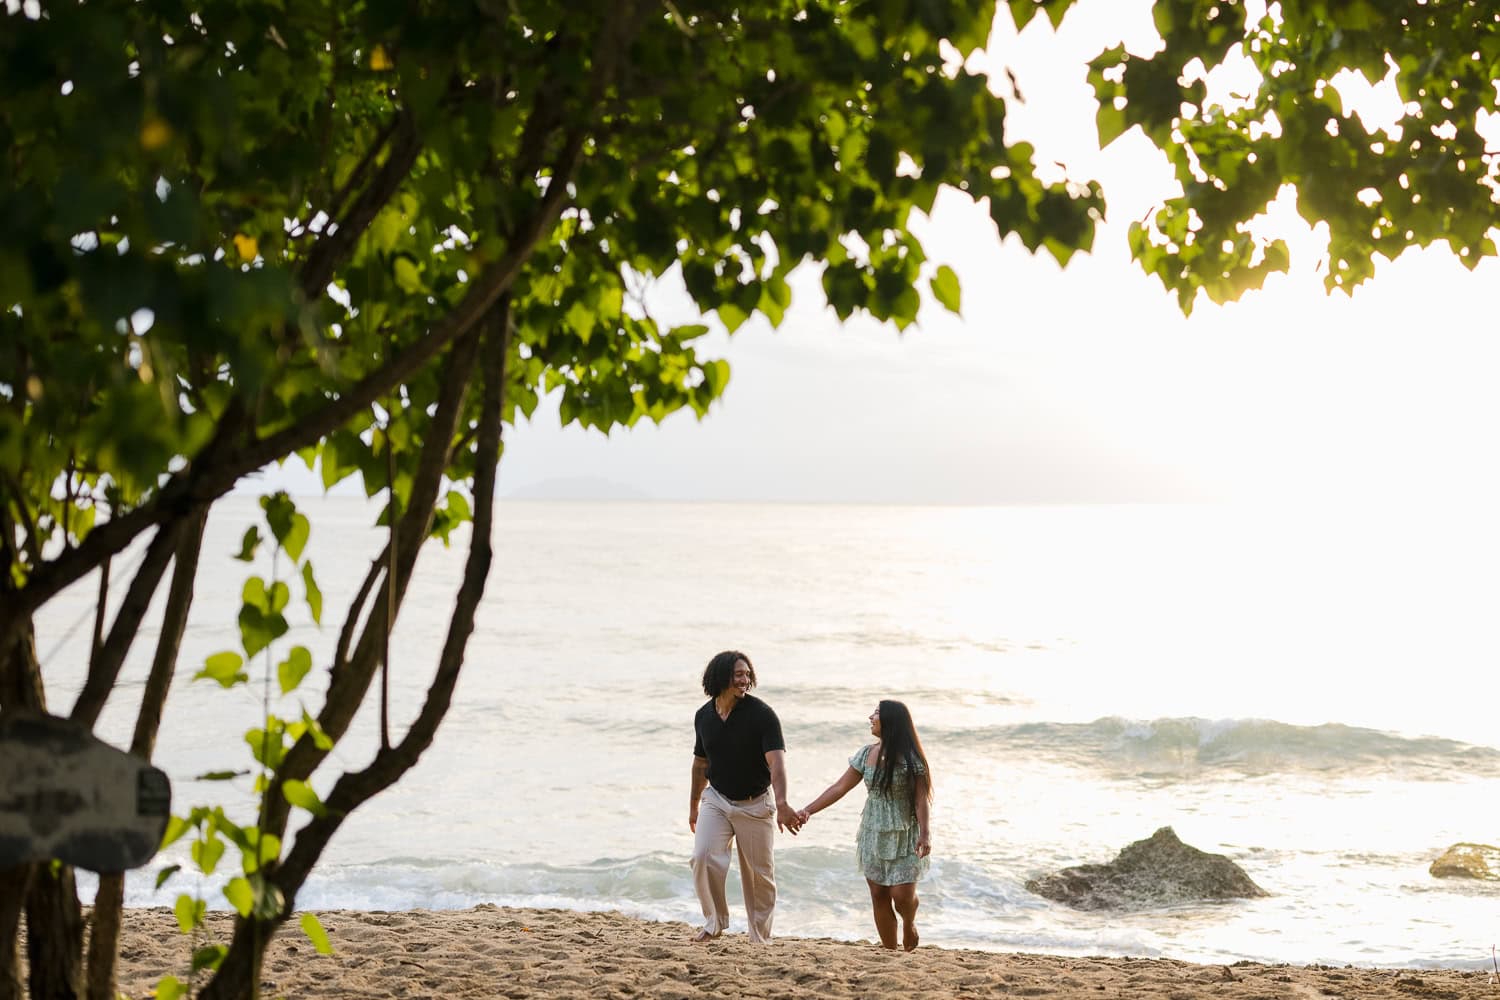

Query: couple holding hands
[[688, 650, 932, 950]]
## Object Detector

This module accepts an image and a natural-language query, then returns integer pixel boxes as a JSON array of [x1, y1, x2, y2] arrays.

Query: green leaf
[[445, 490, 472, 522], [192, 944, 228, 973], [160, 815, 192, 850], [701, 359, 731, 397], [261, 492, 297, 547], [239, 604, 289, 659], [1096, 103, 1128, 148], [155, 864, 181, 890], [243, 577, 270, 613], [278, 645, 313, 695], [717, 302, 749, 334], [156, 976, 186, 1000], [866, 131, 897, 184], [233, 526, 262, 562], [1152, 1, 1174, 36], [283, 779, 329, 818], [930, 265, 961, 314], [1010, 1, 1040, 31], [301, 709, 334, 750], [224, 877, 254, 917], [249, 873, 287, 920], [245, 726, 287, 770], [281, 513, 310, 562], [268, 580, 291, 615], [301, 912, 335, 955], [244, 829, 282, 874], [196, 651, 247, 688], [173, 894, 205, 933], [302, 561, 323, 624], [191, 834, 225, 875], [370, 204, 406, 252], [393, 256, 424, 293], [212, 809, 253, 852]]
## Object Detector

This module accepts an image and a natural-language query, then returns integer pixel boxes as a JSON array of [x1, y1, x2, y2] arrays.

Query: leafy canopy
[[1, 3, 1108, 997], [1, 0, 1105, 591], [1088, 0, 1500, 312]]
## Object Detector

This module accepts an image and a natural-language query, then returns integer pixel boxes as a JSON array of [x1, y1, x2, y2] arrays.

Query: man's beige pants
[[691, 786, 777, 941]]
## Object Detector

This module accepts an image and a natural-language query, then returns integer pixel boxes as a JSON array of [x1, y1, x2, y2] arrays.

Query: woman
[[798, 699, 932, 950]]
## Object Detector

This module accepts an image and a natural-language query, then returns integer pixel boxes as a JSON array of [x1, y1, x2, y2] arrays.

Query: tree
[[0, 2, 1103, 997], [1086, 0, 1499, 311]]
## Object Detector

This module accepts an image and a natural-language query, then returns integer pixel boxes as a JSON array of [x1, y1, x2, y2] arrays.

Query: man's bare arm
[[689, 755, 708, 832], [765, 749, 801, 834]]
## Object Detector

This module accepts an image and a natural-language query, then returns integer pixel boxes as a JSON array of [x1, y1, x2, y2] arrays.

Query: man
[[688, 649, 801, 943]]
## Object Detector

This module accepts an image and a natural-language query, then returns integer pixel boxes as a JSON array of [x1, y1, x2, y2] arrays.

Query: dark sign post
[[0, 713, 171, 874]]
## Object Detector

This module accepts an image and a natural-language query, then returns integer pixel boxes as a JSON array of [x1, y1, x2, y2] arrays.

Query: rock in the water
[[1429, 843, 1500, 881], [1025, 827, 1268, 911]]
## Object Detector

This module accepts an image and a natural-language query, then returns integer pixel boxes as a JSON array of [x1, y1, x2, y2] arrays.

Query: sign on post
[[0, 712, 171, 873]]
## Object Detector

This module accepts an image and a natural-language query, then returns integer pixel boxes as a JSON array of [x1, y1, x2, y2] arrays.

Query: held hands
[[795, 807, 812, 826], [776, 801, 803, 835]]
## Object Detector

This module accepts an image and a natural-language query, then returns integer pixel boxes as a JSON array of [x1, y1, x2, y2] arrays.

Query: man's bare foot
[[902, 923, 919, 952], [690, 929, 720, 943]]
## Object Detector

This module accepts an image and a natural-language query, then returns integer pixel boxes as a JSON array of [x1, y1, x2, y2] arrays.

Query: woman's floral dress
[[850, 744, 929, 886]]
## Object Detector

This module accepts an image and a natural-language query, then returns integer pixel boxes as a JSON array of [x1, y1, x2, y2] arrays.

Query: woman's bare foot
[[690, 929, 720, 943], [902, 922, 919, 951]]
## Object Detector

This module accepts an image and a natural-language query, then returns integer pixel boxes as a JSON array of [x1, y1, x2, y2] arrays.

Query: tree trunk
[[26, 864, 83, 1000], [82, 875, 123, 1000], [84, 508, 207, 1000], [0, 616, 49, 1000], [197, 917, 269, 1000], [0, 865, 33, 1000]]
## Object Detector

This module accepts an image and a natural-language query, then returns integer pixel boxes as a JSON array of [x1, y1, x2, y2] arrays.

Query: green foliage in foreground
[[1091, 0, 1500, 312], [0, 2, 1104, 997]]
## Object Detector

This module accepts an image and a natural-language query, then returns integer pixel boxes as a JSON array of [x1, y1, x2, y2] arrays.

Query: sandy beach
[[107, 906, 1487, 999]]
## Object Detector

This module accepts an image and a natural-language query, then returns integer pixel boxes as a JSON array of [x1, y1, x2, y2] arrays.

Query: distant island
[[501, 476, 657, 501]]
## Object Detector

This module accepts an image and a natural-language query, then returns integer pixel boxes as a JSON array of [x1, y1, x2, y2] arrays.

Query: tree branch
[[89, 555, 110, 668], [256, 0, 643, 866], [69, 518, 185, 729], [2, 472, 42, 569], [0, 487, 18, 602], [264, 320, 483, 840], [332, 540, 388, 676], [299, 109, 420, 299], [84, 506, 208, 1000], [320, 114, 395, 235], [130, 509, 209, 758], [386, 299, 508, 763], [8, 397, 248, 630], [279, 294, 508, 914]]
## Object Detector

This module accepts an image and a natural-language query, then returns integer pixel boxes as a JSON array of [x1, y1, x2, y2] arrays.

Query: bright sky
[[271, 1, 1500, 509]]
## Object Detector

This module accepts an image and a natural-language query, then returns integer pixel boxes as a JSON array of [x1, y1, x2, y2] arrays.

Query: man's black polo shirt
[[693, 694, 785, 800]]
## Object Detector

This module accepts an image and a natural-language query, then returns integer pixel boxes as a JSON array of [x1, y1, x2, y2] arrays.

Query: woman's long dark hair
[[874, 699, 932, 816]]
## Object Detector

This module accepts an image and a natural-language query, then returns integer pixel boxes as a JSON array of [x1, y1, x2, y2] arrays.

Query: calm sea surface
[[35, 497, 1500, 967]]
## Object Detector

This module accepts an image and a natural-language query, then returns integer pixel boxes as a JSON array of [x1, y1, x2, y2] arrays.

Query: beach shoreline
[[107, 905, 1487, 999]]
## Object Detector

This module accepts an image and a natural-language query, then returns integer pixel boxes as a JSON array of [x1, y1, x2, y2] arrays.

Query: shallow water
[[39, 497, 1500, 967]]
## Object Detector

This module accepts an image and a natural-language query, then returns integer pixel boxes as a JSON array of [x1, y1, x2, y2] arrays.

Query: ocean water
[[34, 497, 1500, 968]]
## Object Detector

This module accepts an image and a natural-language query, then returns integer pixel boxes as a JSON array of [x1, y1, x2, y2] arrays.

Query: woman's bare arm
[[914, 772, 931, 857], [799, 766, 862, 820]]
